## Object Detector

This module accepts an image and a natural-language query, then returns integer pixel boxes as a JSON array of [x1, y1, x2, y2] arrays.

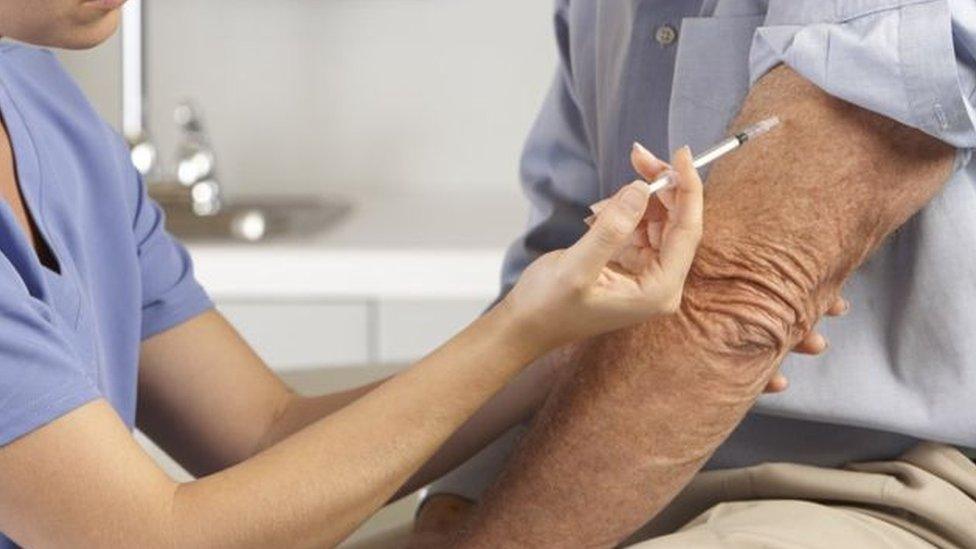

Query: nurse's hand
[[502, 146, 703, 351]]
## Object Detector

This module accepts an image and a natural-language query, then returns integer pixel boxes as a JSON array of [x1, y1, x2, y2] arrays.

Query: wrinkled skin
[[435, 66, 955, 548]]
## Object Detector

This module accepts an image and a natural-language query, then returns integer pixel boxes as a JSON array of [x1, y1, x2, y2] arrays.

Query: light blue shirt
[[432, 0, 976, 499], [0, 43, 212, 547]]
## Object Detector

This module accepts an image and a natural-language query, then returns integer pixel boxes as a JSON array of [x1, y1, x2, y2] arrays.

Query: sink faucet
[[174, 101, 222, 216], [121, 1, 222, 216]]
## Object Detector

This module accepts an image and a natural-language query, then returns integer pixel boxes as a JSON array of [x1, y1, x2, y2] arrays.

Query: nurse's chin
[[60, 7, 121, 50], [23, 6, 121, 50]]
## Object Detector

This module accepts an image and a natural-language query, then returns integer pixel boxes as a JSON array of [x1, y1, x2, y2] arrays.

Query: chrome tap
[[121, 1, 220, 216], [174, 101, 222, 216], [121, 0, 157, 177]]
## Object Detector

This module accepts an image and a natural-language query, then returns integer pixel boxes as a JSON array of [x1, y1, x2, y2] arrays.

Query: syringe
[[645, 116, 781, 195]]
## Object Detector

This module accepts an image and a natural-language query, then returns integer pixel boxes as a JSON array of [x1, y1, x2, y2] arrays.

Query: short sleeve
[[749, 0, 976, 150], [0, 264, 100, 446], [130, 170, 213, 340]]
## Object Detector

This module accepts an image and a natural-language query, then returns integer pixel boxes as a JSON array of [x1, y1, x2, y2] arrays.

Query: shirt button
[[655, 25, 677, 47]]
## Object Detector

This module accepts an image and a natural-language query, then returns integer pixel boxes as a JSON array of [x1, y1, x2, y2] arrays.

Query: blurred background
[[60, 0, 554, 198], [58, 1, 555, 543]]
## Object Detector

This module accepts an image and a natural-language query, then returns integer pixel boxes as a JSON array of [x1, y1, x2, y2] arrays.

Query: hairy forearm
[[457, 66, 954, 547]]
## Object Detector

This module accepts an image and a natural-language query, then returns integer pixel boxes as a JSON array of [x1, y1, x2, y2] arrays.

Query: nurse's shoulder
[[0, 42, 146, 222], [0, 43, 103, 126]]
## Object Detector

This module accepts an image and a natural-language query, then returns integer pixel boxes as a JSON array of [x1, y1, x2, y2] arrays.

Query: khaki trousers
[[627, 443, 976, 548], [354, 443, 976, 548]]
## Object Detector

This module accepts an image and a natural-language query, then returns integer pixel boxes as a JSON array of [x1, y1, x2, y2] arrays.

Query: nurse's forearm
[[169, 302, 545, 548], [456, 66, 955, 546], [254, 340, 562, 504], [0, 303, 547, 548], [394, 347, 566, 500]]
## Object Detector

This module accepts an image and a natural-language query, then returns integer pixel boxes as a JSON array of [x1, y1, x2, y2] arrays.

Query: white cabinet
[[214, 298, 491, 370], [218, 301, 371, 370], [377, 299, 488, 363]]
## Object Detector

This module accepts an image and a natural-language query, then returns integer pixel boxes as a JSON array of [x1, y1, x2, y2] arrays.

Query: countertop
[[187, 191, 527, 301]]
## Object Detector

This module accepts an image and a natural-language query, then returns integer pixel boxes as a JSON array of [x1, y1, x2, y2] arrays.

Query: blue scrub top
[[0, 43, 212, 546]]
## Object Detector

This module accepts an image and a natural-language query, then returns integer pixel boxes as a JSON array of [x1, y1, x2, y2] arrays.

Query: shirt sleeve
[[0, 264, 100, 446], [749, 0, 976, 150], [129, 166, 213, 340], [499, 0, 600, 294]]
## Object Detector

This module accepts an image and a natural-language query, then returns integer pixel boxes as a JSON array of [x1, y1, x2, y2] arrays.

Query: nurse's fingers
[[631, 141, 671, 182], [587, 142, 669, 218], [595, 192, 666, 223], [589, 199, 610, 216], [563, 181, 651, 281], [657, 147, 704, 277]]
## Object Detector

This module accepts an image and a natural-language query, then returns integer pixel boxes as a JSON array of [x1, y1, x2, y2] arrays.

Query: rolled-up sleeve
[[749, 0, 976, 149]]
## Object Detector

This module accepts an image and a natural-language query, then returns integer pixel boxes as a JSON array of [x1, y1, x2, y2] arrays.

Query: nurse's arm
[[136, 309, 558, 497], [0, 186, 686, 548], [136, 309, 382, 478], [454, 65, 957, 546], [0, 300, 547, 547]]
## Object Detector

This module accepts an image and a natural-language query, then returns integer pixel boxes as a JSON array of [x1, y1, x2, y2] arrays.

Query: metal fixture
[[118, 1, 350, 241], [121, 2, 222, 218], [174, 101, 222, 216], [121, 0, 157, 177], [161, 198, 349, 242]]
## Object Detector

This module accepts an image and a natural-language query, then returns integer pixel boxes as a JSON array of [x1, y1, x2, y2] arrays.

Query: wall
[[57, 0, 557, 200]]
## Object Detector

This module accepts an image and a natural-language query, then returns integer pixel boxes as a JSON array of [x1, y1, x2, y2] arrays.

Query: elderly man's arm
[[454, 65, 956, 547]]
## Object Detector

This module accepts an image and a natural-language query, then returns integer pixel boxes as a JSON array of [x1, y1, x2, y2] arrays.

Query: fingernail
[[620, 184, 648, 215], [583, 214, 595, 225], [632, 141, 653, 157]]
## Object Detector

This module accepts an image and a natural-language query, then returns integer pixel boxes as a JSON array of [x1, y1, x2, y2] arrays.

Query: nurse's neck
[[0, 115, 60, 273]]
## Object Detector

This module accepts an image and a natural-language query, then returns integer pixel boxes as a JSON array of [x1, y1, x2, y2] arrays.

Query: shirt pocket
[[668, 16, 762, 168]]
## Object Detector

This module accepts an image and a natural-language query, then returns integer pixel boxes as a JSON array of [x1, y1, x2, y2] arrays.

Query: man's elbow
[[677, 237, 827, 390]]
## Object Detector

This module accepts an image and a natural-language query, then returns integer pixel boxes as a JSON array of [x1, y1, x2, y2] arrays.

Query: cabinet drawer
[[377, 299, 488, 363], [217, 301, 370, 370]]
